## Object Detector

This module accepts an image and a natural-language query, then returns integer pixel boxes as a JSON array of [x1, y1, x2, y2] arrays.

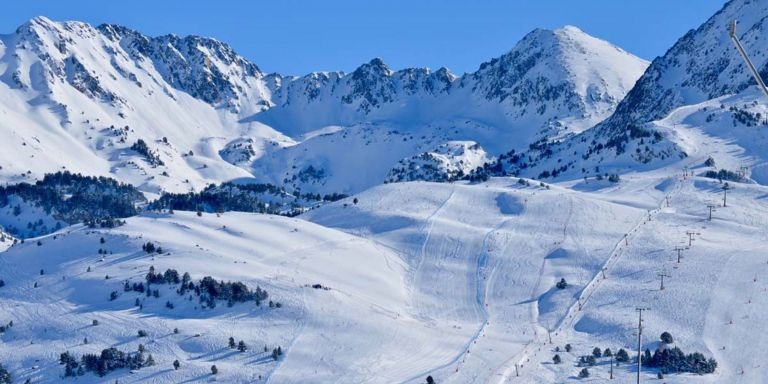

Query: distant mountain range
[[0, 0, 765, 196], [0, 16, 646, 195]]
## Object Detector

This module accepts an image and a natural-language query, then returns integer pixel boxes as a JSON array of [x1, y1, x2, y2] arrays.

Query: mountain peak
[[468, 25, 647, 127], [356, 57, 392, 76], [16, 15, 59, 34], [19, 15, 97, 36], [28, 15, 55, 26], [555, 25, 585, 35]]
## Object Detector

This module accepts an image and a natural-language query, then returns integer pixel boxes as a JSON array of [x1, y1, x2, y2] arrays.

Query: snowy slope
[[0, 211, 417, 383], [304, 180, 654, 383], [304, 128, 768, 383], [0, 179, 652, 383], [510, 170, 768, 383], [2, 113, 767, 382]]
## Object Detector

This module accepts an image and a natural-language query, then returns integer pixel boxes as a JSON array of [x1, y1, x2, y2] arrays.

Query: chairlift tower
[[657, 270, 670, 290], [674, 246, 686, 263], [685, 230, 700, 247], [635, 307, 651, 384], [707, 204, 717, 221]]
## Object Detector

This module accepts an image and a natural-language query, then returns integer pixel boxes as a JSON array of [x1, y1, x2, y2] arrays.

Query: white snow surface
[[5, 134, 768, 382]]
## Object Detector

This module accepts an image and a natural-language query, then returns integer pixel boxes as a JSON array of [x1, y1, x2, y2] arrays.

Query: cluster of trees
[[602, 124, 663, 157], [60, 346, 154, 377], [641, 332, 717, 375], [196, 276, 269, 307], [124, 281, 146, 293], [228, 337, 248, 352], [130, 139, 164, 166], [616, 348, 630, 362], [145, 266, 177, 284], [137, 266, 271, 308], [1, 217, 60, 238], [292, 165, 325, 184], [537, 165, 570, 180], [581, 173, 622, 183], [0, 363, 10, 384], [553, 344, 629, 375], [556, 333, 715, 377], [0, 172, 144, 237], [729, 104, 767, 127], [142, 242, 163, 254], [0, 321, 13, 333], [226, 337, 282, 360], [465, 149, 520, 182], [703, 169, 743, 182], [148, 182, 345, 216], [555, 278, 568, 289], [578, 354, 596, 367], [641, 347, 717, 374], [271, 346, 283, 360], [85, 217, 126, 229]]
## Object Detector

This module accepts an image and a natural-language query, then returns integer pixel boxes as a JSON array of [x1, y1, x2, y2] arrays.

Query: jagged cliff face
[[2, 17, 271, 114], [0, 16, 648, 194], [98, 23, 266, 111]]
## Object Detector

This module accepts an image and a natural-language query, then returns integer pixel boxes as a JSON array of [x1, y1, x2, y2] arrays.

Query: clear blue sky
[[0, 0, 726, 76]]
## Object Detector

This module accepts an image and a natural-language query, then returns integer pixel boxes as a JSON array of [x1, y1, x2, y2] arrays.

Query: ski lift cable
[[730, 20, 768, 100]]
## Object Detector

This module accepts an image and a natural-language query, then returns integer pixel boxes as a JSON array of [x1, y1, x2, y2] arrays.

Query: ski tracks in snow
[[494, 175, 686, 382]]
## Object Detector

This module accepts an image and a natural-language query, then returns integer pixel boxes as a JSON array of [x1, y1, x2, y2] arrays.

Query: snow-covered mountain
[[0, 16, 287, 197], [502, 0, 768, 182], [251, 26, 648, 193], [600, 0, 768, 132], [0, 17, 647, 195], [257, 26, 646, 139], [6, 2, 768, 383]]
